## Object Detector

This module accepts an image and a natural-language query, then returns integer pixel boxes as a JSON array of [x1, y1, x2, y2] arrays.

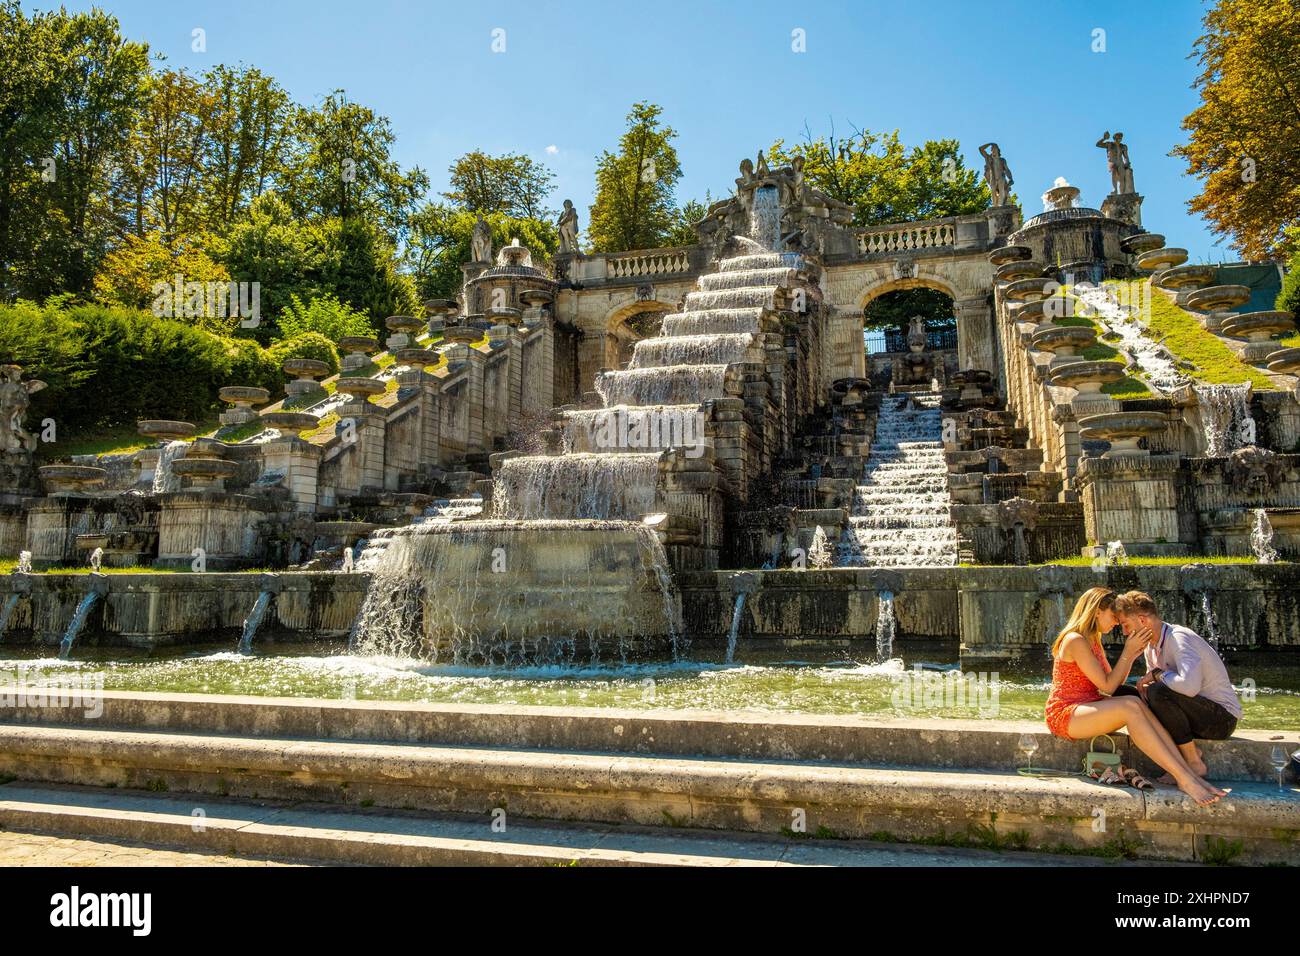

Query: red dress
[[1045, 638, 1111, 739]]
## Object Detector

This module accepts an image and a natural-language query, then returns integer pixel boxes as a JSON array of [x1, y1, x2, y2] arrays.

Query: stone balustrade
[[606, 248, 694, 278], [856, 219, 957, 255]]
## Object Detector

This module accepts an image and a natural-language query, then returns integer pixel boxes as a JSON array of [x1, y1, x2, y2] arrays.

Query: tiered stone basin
[[386, 315, 423, 335], [336, 377, 387, 403], [1015, 297, 1077, 323], [1153, 264, 1216, 292], [486, 307, 523, 326], [988, 245, 1033, 266], [1120, 233, 1165, 256], [138, 420, 197, 442], [1030, 324, 1096, 358], [994, 260, 1045, 283], [394, 348, 438, 369], [1135, 247, 1188, 271], [218, 386, 270, 423], [424, 299, 459, 332], [1002, 277, 1059, 303], [1266, 347, 1300, 375], [260, 411, 319, 437], [38, 464, 107, 495], [444, 326, 484, 345], [519, 289, 553, 307], [1048, 360, 1127, 395], [338, 337, 379, 370], [170, 438, 238, 491], [1184, 285, 1252, 313], [1078, 411, 1168, 457], [283, 358, 330, 398], [1220, 311, 1296, 342]]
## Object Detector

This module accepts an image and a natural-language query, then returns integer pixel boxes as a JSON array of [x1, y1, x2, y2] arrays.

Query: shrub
[[276, 293, 374, 344], [1278, 241, 1300, 317], [267, 332, 340, 378]]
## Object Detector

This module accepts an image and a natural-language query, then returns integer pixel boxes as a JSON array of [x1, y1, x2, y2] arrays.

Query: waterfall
[[493, 454, 659, 520], [0, 593, 19, 643], [876, 590, 897, 660], [1106, 540, 1129, 565], [562, 405, 702, 455], [16, 551, 32, 574], [350, 519, 681, 665], [808, 526, 833, 569], [845, 392, 958, 567], [238, 590, 274, 654], [725, 592, 745, 664], [58, 591, 101, 660], [1252, 509, 1280, 564], [1072, 284, 1188, 394], [630, 333, 753, 369], [1195, 383, 1255, 457], [661, 309, 764, 337], [152, 440, 188, 494], [749, 185, 781, 251], [596, 365, 728, 406]]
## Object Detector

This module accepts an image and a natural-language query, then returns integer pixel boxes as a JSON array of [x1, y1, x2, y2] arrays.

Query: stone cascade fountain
[[845, 393, 958, 567], [1194, 383, 1254, 458]]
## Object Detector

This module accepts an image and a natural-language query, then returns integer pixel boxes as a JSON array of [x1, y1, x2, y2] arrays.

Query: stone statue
[[470, 215, 492, 264], [736, 158, 754, 189], [907, 316, 928, 353], [1096, 131, 1135, 195], [557, 199, 579, 255], [0, 365, 45, 453], [978, 143, 1014, 208], [755, 150, 769, 175]]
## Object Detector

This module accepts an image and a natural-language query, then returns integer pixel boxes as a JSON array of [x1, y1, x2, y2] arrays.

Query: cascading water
[[1252, 509, 1280, 564], [1072, 284, 1188, 395], [749, 185, 782, 251], [493, 454, 659, 520], [1199, 591, 1221, 653], [725, 592, 745, 664], [0, 593, 19, 643], [875, 590, 897, 660], [152, 440, 188, 494], [596, 366, 728, 407], [808, 526, 833, 569], [1194, 383, 1255, 457], [58, 590, 101, 660], [238, 590, 273, 654], [844, 393, 958, 567], [630, 333, 753, 369]]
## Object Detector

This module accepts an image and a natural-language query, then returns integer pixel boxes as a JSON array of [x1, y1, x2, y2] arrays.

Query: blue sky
[[46, 0, 1230, 261]]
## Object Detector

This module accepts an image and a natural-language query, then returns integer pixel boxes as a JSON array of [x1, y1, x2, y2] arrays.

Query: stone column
[[260, 438, 323, 513], [955, 296, 995, 375]]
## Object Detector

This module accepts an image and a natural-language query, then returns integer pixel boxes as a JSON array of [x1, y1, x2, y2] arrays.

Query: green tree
[[443, 150, 555, 219], [587, 102, 683, 252], [663, 197, 708, 247], [406, 204, 557, 301], [202, 65, 294, 226], [768, 125, 989, 227], [1173, 0, 1300, 260]]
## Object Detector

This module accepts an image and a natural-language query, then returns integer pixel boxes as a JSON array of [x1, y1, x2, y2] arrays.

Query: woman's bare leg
[[1068, 698, 1220, 805]]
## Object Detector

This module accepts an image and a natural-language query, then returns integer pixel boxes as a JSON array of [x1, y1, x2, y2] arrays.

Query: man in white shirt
[[1114, 591, 1242, 781]]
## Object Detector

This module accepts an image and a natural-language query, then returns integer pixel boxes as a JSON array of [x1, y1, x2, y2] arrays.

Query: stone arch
[[604, 299, 676, 369], [857, 274, 961, 311], [851, 270, 994, 373]]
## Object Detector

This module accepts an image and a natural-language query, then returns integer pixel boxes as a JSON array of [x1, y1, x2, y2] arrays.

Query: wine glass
[[1271, 745, 1290, 793], [1018, 733, 1039, 773]]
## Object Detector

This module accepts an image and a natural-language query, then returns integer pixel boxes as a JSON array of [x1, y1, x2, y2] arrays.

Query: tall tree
[[1173, 0, 1300, 260], [768, 124, 989, 227], [587, 102, 683, 253], [443, 150, 555, 219], [285, 91, 428, 239], [202, 65, 294, 226]]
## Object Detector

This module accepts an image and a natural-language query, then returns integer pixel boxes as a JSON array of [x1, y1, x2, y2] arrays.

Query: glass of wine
[[1271, 745, 1290, 793], [1018, 733, 1039, 773]]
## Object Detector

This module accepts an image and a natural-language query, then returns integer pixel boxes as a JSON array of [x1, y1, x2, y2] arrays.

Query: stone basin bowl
[[183, 437, 230, 459], [336, 376, 387, 399], [1079, 411, 1168, 457], [394, 348, 438, 368], [995, 260, 1045, 283], [1183, 285, 1252, 313], [170, 457, 239, 480], [1120, 233, 1165, 256], [338, 336, 379, 355], [952, 369, 993, 387], [1031, 324, 1097, 355], [443, 326, 484, 345], [39, 464, 108, 494], [988, 245, 1032, 266], [385, 315, 423, 333], [424, 298, 460, 315], [1266, 347, 1300, 375], [219, 386, 270, 407], [282, 358, 330, 379], [518, 289, 553, 306], [138, 420, 196, 442], [1135, 247, 1188, 271], [314, 520, 379, 545], [1002, 277, 1060, 302], [1153, 264, 1217, 291], [1048, 360, 1127, 394], [1220, 311, 1296, 341], [1015, 297, 1077, 323], [260, 411, 319, 436]]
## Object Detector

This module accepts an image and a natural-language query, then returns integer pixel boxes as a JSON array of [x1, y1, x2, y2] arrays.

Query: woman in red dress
[[1046, 587, 1223, 806]]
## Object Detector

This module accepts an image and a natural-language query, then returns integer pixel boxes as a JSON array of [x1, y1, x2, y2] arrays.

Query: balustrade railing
[[856, 220, 957, 256], [606, 248, 694, 278]]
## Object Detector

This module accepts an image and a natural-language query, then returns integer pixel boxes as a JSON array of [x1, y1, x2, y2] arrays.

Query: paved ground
[[0, 830, 307, 867]]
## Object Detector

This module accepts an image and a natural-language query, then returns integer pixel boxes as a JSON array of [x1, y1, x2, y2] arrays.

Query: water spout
[[15, 551, 32, 575], [1252, 509, 1279, 564], [89, 547, 103, 573], [58, 590, 101, 660], [1199, 590, 1221, 654], [725, 592, 745, 664], [876, 589, 897, 660], [152, 440, 188, 494], [238, 590, 274, 655], [1195, 383, 1254, 457]]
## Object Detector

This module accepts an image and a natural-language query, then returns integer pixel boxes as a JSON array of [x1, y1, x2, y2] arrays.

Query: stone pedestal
[[25, 496, 98, 565], [1101, 192, 1143, 228], [260, 437, 323, 512], [955, 297, 995, 375], [1075, 454, 1190, 556], [155, 492, 266, 570]]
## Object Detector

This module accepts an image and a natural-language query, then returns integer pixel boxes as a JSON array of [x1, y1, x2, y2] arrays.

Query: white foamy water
[[1194, 383, 1254, 457], [1072, 284, 1188, 395], [596, 365, 728, 406], [493, 453, 660, 520], [630, 332, 753, 369]]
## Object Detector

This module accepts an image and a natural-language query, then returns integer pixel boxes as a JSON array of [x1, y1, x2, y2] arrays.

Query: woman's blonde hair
[[1050, 587, 1116, 658]]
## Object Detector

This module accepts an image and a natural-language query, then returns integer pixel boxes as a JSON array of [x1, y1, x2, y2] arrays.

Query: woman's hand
[[1122, 625, 1153, 661]]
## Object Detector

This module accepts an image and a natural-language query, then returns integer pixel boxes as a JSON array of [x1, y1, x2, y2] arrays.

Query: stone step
[[0, 726, 1293, 863], [0, 784, 1149, 868]]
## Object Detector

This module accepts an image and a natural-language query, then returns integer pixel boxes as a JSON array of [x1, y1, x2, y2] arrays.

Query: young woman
[[1045, 587, 1224, 806]]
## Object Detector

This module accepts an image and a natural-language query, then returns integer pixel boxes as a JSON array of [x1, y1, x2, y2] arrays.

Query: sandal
[[1120, 765, 1154, 791], [1088, 765, 1125, 786]]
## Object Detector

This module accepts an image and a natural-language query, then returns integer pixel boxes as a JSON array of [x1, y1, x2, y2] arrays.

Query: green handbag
[[1083, 734, 1123, 777]]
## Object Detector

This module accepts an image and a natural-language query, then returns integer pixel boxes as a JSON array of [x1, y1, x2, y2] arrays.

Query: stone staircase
[[0, 692, 1295, 865]]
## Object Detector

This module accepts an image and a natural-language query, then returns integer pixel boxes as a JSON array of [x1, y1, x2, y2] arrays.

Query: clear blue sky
[[47, 0, 1231, 261]]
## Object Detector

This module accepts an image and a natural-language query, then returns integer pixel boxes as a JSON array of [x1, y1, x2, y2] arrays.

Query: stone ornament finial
[[557, 199, 579, 255], [0, 364, 46, 454], [978, 142, 1014, 208], [1096, 131, 1135, 195]]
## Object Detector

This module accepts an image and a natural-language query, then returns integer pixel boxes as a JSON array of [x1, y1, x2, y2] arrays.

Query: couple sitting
[[1046, 588, 1241, 807]]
